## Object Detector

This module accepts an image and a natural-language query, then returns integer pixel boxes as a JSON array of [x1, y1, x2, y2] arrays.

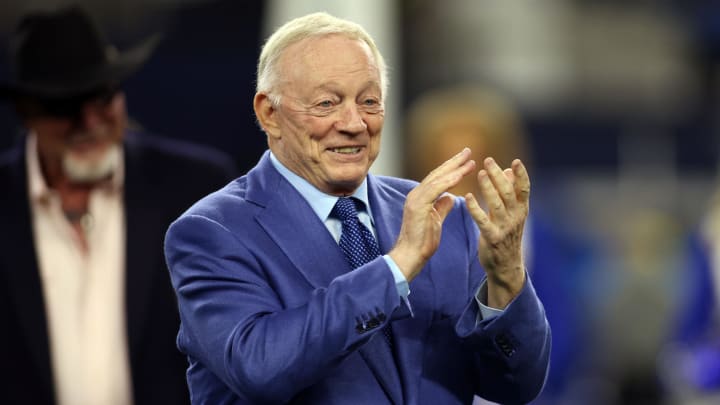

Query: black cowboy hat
[[0, 5, 159, 99]]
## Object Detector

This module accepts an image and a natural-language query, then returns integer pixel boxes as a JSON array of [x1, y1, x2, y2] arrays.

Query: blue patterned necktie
[[331, 197, 394, 349], [332, 197, 382, 268]]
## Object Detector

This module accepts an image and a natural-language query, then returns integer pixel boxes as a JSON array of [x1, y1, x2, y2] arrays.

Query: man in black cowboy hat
[[0, 5, 236, 405]]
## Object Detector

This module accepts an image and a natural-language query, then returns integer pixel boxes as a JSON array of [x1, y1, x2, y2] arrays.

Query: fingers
[[477, 169, 507, 221], [434, 193, 455, 222], [464, 192, 494, 237], [484, 158, 517, 212], [503, 168, 514, 183], [468, 159, 529, 288], [476, 158, 531, 216], [426, 148, 472, 180], [393, 149, 477, 280], [417, 148, 476, 204], [512, 159, 530, 204]]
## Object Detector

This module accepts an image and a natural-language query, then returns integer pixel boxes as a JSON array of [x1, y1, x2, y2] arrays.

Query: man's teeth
[[332, 147, 361, 154]]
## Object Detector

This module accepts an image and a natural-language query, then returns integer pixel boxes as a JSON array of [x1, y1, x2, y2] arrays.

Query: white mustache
[[62, 143, 121, 183]]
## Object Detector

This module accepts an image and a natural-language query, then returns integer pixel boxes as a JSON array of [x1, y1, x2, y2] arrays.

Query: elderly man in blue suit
[[165, 12, 550, 405]]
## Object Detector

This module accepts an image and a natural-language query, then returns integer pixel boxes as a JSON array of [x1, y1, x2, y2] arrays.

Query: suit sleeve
[[454, 203, 552, 404], [164, 213, 400, 403]]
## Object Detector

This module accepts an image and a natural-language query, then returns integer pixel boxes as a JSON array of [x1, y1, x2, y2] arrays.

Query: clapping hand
[[465, 157, 529, 308]]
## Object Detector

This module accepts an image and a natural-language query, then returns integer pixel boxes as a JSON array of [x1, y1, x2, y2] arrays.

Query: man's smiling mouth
[[330, 147, 362, 154]]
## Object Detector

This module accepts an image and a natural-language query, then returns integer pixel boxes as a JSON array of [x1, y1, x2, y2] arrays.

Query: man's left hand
[[465, 157, 529, 309]]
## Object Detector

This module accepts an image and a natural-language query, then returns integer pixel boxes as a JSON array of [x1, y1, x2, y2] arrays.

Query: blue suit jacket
[[0, 131, 236, 405], [165, 151, 551, 404]]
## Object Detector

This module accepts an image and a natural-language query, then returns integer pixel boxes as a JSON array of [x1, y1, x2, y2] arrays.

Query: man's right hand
[[389, 148, 476, 281]]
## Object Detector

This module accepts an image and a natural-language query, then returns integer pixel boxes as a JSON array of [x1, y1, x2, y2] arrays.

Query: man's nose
[[336, 103, 367, 134]]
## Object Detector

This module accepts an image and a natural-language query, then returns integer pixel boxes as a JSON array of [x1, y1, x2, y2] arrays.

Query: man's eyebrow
[[358, 81, 382, 94]]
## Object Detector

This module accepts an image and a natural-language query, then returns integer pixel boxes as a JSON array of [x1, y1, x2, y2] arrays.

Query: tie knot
[[331, 197, 363, 221]]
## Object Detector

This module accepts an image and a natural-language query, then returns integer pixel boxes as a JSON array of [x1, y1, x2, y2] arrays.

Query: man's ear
[[254, 93, 281, 139]]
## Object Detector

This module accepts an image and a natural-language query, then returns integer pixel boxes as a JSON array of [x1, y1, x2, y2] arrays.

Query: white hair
[[256, 12, 388, 105]]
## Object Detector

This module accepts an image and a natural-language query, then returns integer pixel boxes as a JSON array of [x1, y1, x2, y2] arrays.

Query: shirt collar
[[26, 132, 125, 203], [269, 151, 373, 222]]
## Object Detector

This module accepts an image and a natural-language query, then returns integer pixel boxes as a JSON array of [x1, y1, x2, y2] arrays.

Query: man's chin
[[326, 175, 366, 195]]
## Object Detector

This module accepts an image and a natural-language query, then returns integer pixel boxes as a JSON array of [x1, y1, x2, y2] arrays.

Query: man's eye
[[318, 100, 333, 108], [364, 99, 377, 105]]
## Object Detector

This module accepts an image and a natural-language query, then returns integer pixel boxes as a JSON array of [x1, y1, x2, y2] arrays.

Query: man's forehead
[[282, 34, 374, 65], [276, 35, 380, 92], [308, 80, 381, 94]]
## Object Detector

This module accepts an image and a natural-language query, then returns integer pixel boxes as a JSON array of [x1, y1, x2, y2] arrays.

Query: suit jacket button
[[495, 334, 516, 357]]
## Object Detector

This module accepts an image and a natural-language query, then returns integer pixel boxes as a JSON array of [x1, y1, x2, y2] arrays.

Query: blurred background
[[2, 0, 720, 404]]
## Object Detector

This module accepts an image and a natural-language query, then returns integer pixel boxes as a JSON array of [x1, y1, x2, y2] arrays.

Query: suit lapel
[[367, 176, 401, 270], [249, 157, 405, 403], [0, 145, 54, 392], [250, 155, 350, 289]]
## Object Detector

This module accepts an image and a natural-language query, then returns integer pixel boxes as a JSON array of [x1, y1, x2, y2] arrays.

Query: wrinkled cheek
[[307, 142, 326, 165], [285, 115, 311, 135]]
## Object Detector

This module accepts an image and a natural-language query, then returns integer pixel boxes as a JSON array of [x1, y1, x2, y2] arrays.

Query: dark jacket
[[0, 131, 237, 405]]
